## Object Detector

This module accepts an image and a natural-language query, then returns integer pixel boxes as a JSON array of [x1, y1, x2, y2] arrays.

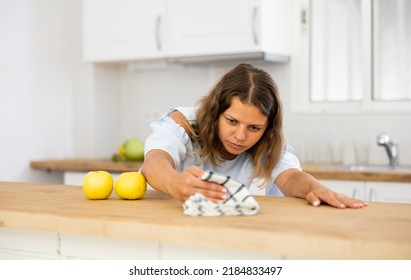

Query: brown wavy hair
[[191, 63, 285, 185]]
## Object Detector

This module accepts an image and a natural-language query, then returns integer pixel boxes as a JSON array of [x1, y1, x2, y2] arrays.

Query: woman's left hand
[[276, 169, 368, 209], [305, 186, 368, 209]]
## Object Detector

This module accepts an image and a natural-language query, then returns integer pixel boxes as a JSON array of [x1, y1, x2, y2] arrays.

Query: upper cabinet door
[[167, 0, 290, 58], [83, 0, 166, 62]]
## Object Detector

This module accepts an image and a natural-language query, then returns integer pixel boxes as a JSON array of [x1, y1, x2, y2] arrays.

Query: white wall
[[118, 65, 229, 139], [0, 0, 83, 183], [118, 62, 411, 166], [1, 1, 410, 185]]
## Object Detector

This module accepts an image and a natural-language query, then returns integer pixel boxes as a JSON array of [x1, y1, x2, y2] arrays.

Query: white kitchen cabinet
[[83, 0, 290, 63], [0, 228, 282, 260], [319, 180, 365, 200], [83, 0, 166, 62], [320, 180, 411, 204], [168, 0, 290, 60], [365, 182, 411, 204]]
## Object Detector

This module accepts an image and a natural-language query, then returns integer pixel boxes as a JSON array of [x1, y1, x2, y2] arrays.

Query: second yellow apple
[[115, 171, 146, 200]]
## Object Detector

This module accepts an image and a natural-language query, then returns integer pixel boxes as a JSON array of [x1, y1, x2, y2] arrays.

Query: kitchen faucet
[[377, 132, 399, 168]]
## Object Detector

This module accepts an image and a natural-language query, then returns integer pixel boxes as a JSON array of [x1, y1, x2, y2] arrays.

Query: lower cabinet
[[0, 227, 283, 260], [320, 180, 411, 204]]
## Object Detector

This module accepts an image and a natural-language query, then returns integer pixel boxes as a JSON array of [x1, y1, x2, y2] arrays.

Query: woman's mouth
[[227, 141, 245, 151]]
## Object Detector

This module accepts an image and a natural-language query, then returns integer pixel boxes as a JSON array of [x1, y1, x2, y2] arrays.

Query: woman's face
[[218, 96, 268, 159]]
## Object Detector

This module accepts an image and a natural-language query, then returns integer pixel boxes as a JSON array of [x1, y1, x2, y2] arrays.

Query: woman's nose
[[234, 127, 247, 141]]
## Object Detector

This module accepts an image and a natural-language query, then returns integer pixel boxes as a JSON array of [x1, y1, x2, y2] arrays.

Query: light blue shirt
[[144, 107, 302, 196]]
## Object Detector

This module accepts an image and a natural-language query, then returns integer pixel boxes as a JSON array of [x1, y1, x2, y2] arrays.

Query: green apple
[[123, 138, 144, 161]]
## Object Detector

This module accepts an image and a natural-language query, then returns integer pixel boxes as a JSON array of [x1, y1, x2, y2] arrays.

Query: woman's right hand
[[142, 150, 227, 203], [168, 166, 227, 203]]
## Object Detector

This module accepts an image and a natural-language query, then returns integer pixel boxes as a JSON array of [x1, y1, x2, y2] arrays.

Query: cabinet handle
[[252, 6, 258, 45], [352, 188, 358, 199], [155, 15, 162, 51], [368, 188, 375, 202], [301, 7, 308, 36]]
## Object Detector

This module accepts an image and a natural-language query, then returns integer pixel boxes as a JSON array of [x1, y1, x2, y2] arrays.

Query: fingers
[[178, 167, 227, 203], [191, 172, 227, 203], [305, 191, 321, 207], [195, 180, 227, 203], [336, 194, 368, 208], [185, 166, 204, 178], [306, 190, 368, 209]]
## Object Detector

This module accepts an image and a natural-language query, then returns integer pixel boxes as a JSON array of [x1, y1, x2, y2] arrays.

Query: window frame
[[291, 0, 411, 114]]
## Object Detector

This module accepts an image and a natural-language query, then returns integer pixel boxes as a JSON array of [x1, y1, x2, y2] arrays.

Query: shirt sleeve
[[144, 112, 192, 170], [271, 144, 302, 179], [266, 144, 302, 196]]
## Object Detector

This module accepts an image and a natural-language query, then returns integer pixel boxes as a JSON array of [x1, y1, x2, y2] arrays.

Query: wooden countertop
[[31, 159, 411, 182], [30, 158, 143, 173], [301, 163, 411, 183], [1, 181, 410, 259]]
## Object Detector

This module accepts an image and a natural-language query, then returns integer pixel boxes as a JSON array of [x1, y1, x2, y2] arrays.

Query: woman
[[142, 63, 367, 209]]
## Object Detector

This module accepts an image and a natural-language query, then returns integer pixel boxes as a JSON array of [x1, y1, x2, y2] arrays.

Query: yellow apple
[[115, 172, 146, 200], [82, 171, 113, 200]]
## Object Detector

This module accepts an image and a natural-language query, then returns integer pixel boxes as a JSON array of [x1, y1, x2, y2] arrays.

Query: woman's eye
[[249, 126, 261, 132], [226, 118, 237, 125]]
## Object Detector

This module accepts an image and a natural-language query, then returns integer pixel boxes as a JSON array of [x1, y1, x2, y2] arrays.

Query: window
[[292, 0, 411, 112], [373, 0, 411, 101]]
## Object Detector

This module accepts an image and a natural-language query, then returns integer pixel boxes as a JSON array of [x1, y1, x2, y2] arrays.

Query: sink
[[325, 165, 411, 173]]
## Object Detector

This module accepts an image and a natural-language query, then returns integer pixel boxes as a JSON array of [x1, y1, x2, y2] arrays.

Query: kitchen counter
[[1, 181, 410, 259], [31, 159, 411, 182], [30, 158, 143, 173], [301, 163, 411, 182]]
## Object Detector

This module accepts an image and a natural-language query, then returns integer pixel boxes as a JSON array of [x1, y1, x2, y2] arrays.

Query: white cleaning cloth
[[183, 171, 260, 216]]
